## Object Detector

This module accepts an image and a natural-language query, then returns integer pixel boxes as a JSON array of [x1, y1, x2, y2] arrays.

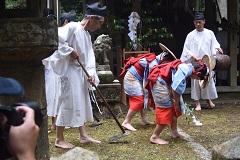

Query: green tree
[[60, 0, 173, 49], [5, 0, 27, 9], [61, 0, 84, 20]]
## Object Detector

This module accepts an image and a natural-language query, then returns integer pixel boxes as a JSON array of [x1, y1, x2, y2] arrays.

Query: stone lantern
[[0, 1, 57, 159]]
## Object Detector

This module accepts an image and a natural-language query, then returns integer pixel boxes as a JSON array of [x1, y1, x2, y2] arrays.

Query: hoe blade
[[109, 131, 131, 142]]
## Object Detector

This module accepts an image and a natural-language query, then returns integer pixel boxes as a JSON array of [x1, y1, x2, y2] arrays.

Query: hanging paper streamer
[[128, 12, 140, 50]]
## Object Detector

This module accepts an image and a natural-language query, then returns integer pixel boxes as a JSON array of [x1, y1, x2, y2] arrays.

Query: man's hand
[[217, 48, 224, 54], [70, 50, 80, 60], [88, 76, 95, 85], [7, 106, 39, 160], [192, 55, 199, 61]]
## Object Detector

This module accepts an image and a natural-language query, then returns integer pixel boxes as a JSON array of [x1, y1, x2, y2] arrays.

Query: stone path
[[179, 128, 211, 160]]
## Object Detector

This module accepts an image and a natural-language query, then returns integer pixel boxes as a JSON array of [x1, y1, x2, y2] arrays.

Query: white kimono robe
[[42, 27, 65, 118], [180, 28, 220, 100], [42, 56, 61, 117], [50, 22, 99, 127]]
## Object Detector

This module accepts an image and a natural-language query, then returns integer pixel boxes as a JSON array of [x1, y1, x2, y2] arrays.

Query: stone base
[[212, 136, 240, 159], [50, 147, 99, 160], [91, 83, 122, 119], [94, 83, 121, 102], [93, 102, 123, 119], [97, 64, 110, 71]]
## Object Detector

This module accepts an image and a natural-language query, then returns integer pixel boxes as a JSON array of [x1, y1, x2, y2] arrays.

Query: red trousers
[[128, 95, 144, 112], [155, 107, 175, 124]]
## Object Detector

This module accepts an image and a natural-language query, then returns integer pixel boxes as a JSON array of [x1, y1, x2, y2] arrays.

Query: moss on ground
[[48, 104, 240, 160]]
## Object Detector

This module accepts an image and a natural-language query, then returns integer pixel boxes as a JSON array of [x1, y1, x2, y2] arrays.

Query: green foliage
[[5, 0, 27, 9], [184, 102, 195, 124], [128, 16, 173, 49], [61, 0, 84, 21], [103, 15, 127, 33], [59, 0, 173, 49]]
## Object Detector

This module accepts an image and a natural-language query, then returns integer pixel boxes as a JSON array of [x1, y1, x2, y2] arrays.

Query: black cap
[[194, 12, 204, 20], [0, 77, 24, 96], [60, 12, 76, 25], [85, 2, 107, 17]]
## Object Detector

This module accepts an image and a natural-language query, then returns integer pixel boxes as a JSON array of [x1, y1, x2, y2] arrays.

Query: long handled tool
[[78, 61, 130, 142]]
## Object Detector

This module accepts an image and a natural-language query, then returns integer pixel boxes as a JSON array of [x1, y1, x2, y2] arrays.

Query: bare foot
[[80, 136, 101, 144], [51, 124, 56, 130], [207, 99, 215, 108], [122, 122, 137, 131], [139, 120, 154, 125], [55, 140, 75, 149], [195, 106, 201, 111], [195, 101, 201, 111], [150, 135, 169, 145], [171, 132, 183, 139]]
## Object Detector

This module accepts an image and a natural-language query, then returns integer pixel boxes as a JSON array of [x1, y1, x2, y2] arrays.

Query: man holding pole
[[50, 2, 107, 148]]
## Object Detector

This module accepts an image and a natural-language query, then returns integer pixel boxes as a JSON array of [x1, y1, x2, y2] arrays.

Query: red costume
[[119, 53, 157, 111]]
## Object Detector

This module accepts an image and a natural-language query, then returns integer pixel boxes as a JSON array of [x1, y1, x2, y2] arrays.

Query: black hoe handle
[[78, 61, 126, 133]]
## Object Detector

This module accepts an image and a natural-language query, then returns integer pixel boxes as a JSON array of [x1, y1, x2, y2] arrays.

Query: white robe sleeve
[[180, 31, 195, 62], [209, 30, 220, 56], [50, 24, 75, 76], [58, 25, 75, 58]]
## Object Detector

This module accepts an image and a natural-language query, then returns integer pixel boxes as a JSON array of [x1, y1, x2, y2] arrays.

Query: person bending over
[[146, 59, 210, 144]]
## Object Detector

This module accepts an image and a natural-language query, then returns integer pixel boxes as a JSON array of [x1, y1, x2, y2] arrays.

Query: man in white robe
[[180, 12, 222, 111], [49, 2, 107, 148], [42, 12, 76, 131]]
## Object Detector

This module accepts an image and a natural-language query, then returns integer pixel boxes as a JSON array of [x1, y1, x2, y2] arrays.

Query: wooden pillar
[[205, 0, 216, 32], [132, 0, 141, 13], [228, 0, 239, 87], [0, 0, 4, 9]]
